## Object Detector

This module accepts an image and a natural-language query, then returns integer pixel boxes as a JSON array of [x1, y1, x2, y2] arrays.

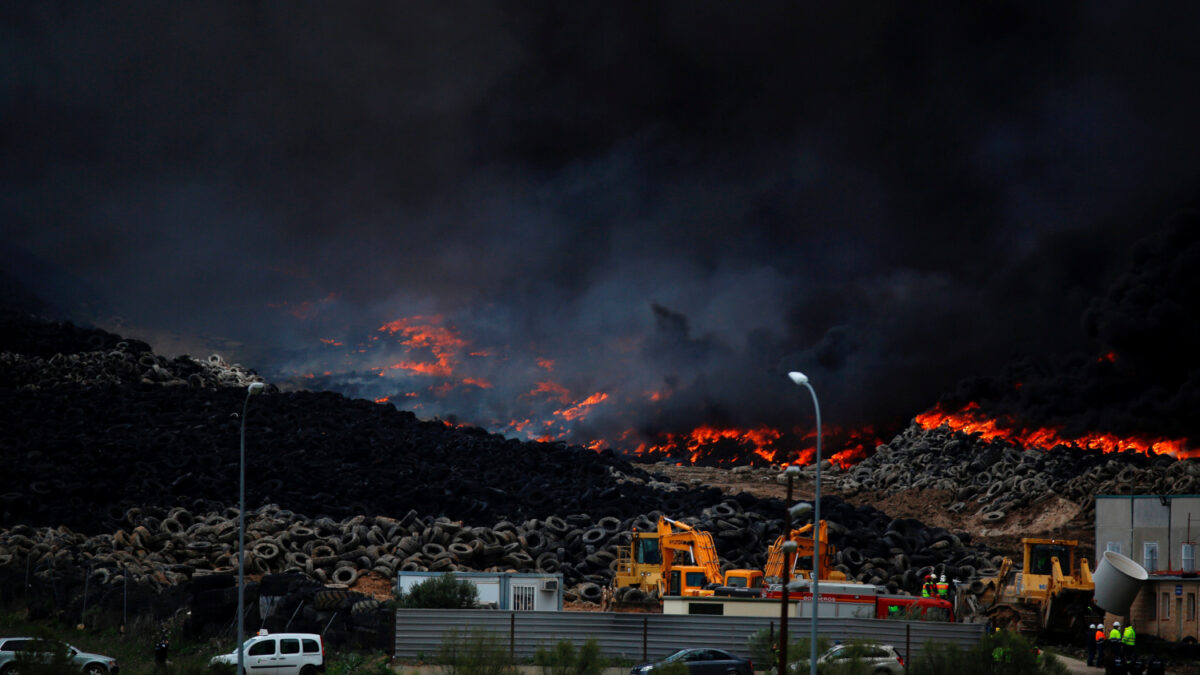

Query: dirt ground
[[637, 461, 1095, 560]]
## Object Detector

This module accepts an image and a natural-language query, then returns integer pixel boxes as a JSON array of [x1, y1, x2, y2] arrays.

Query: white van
[[210, 632, 324, 675]]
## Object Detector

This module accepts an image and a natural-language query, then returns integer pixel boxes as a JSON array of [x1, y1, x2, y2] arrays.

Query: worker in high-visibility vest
[[936, 574, 949, 599], [1122, 622, 1136, 660], [1093, 623, 1106, 666], [1109, 621, 1124, 667], [921, 574, 936, 598]]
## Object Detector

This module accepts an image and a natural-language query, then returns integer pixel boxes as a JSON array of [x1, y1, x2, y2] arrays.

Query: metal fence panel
[[394, 610, 987, 664]]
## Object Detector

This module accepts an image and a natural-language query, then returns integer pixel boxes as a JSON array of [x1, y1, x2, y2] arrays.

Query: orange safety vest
[[1095, 629, 1105, 643]]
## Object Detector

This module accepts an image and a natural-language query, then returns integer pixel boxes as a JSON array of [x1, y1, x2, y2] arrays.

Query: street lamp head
[[787, 371, 809, 386], [247, 382, 265, 395], [789, 502, 813, 519]]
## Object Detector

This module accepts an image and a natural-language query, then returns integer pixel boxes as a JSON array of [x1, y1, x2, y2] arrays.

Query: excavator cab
[[1027, 541, 1072, 576], [635, 537, 662, 565]]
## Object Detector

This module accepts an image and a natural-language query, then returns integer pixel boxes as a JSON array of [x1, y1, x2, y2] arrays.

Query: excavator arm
[[763, 521, 842, 581], [657, 517, 724, 586]]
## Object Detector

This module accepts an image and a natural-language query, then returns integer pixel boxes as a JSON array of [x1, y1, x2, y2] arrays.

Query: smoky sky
[[4, 2, 1200, 450]]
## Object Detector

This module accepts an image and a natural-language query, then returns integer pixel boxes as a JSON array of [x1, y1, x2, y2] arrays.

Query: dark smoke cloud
[[4, 3, 1200, 452]]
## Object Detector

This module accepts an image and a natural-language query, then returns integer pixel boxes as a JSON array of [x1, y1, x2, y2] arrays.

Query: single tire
[[544, 516, 569, 536], [581, 527, 606, 545], [331, 566, 358, 585]]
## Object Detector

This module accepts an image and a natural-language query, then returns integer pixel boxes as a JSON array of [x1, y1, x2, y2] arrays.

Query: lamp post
[[778, 465, 801, 675], [238, 382, 266, 675], [788, 372, 822, 675]]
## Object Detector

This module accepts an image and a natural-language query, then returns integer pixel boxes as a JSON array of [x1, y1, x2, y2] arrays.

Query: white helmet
[[1114, 621, 1121, 627], [1090, 624, 1097, 630], [940, 574, 946, 582]]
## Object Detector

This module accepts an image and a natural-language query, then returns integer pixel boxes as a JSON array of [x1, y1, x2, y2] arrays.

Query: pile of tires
[[834, 422, 1196, 521]]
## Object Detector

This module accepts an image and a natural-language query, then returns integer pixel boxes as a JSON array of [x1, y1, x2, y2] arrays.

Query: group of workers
[[1087, 620, 1136, 667], [920, 573, 955, 602]]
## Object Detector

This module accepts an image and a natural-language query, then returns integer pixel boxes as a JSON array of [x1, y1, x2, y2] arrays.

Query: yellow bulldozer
[[976, 537, 1101, 639]]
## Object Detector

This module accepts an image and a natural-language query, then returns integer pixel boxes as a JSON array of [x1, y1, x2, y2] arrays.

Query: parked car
[[0, 637, 119, 675], [789, 641, 904, 675], [210, 631, 325, 675], [630, 648, 753, 675]]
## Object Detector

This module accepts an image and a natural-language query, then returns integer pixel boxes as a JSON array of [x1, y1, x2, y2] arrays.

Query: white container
[[1093, 550, 1148, 614]]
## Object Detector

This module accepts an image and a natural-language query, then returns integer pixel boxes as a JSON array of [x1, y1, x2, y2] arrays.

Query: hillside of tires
[[2, 309, 1197, 635]]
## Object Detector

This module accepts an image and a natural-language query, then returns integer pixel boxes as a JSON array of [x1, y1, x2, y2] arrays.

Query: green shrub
[[747, 627, 830, 671], [325, 651, 395, 675], [397, 573, 479, 609], [435, 628, 517, 675], [907, 631, 1069, 675], [533, 638, 606, 675], [648, 660, 689, 675]]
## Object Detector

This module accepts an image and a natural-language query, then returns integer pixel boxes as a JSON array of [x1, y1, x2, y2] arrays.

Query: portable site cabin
[[396, 571, 564, 611]]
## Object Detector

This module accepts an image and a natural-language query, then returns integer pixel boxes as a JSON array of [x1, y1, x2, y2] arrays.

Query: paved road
[[1056, 654, 1104, 674]]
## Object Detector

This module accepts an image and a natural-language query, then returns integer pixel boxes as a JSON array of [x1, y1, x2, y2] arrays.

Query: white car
[[790, 642, 905, 675], [210, 632, 325, 675], [0, 637, 118, 675]]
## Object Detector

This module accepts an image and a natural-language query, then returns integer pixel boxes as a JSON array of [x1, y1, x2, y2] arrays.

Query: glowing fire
[[624, 424, 883, 468], [916, 402, 1197, 458]]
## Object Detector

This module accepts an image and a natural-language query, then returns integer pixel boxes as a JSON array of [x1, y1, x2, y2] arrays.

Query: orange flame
[[620, 424, 882, 468], [526, 381, 572, 403], [555, 392, 609, 421], [916, 403, 1197, 458]]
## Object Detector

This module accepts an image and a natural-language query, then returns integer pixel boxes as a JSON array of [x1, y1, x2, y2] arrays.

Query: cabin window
[[1183, 543, 1195, 573], [1144, 542, 1159, 573], [636, 539, 661, 564], [512, 585, 535, 611]]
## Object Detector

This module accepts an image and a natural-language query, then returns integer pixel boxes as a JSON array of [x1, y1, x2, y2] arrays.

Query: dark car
[[630, 648, 753, 675]]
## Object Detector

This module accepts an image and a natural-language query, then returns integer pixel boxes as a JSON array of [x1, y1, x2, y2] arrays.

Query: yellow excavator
[[763, 520, 848, 583], [612, 516, 762, 599], [976, 537, 1100, 639]]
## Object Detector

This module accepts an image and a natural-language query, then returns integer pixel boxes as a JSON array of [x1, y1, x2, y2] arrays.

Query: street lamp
[[778, 465, 801, 675], [238, 381, 265, 675], [788, 371, 822, 675]]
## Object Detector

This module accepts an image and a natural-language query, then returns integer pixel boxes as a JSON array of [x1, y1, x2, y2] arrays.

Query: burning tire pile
[[837, 422, 1197, 522], [0, 309, 1187, 628]]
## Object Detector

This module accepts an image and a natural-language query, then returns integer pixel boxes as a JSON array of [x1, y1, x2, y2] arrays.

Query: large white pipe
[[1093, 550, 1149, 614]]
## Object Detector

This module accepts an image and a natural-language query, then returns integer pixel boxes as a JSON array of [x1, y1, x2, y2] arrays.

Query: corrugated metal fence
[[394, 610, 986, 664]]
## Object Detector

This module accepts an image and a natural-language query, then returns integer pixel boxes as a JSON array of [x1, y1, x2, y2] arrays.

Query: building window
[[1106, 542, 1122, 555], [1184, 544, 1196, 573], [1189, 592, 1196, 621], [1163, 592, 1171, 619], [512, 585, 535, 611], [1144, 542, 1159, 572]]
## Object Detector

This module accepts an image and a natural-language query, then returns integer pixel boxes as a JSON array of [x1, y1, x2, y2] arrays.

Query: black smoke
[[3, 3, 1200, 455], [942, 210, 1200, 444]]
